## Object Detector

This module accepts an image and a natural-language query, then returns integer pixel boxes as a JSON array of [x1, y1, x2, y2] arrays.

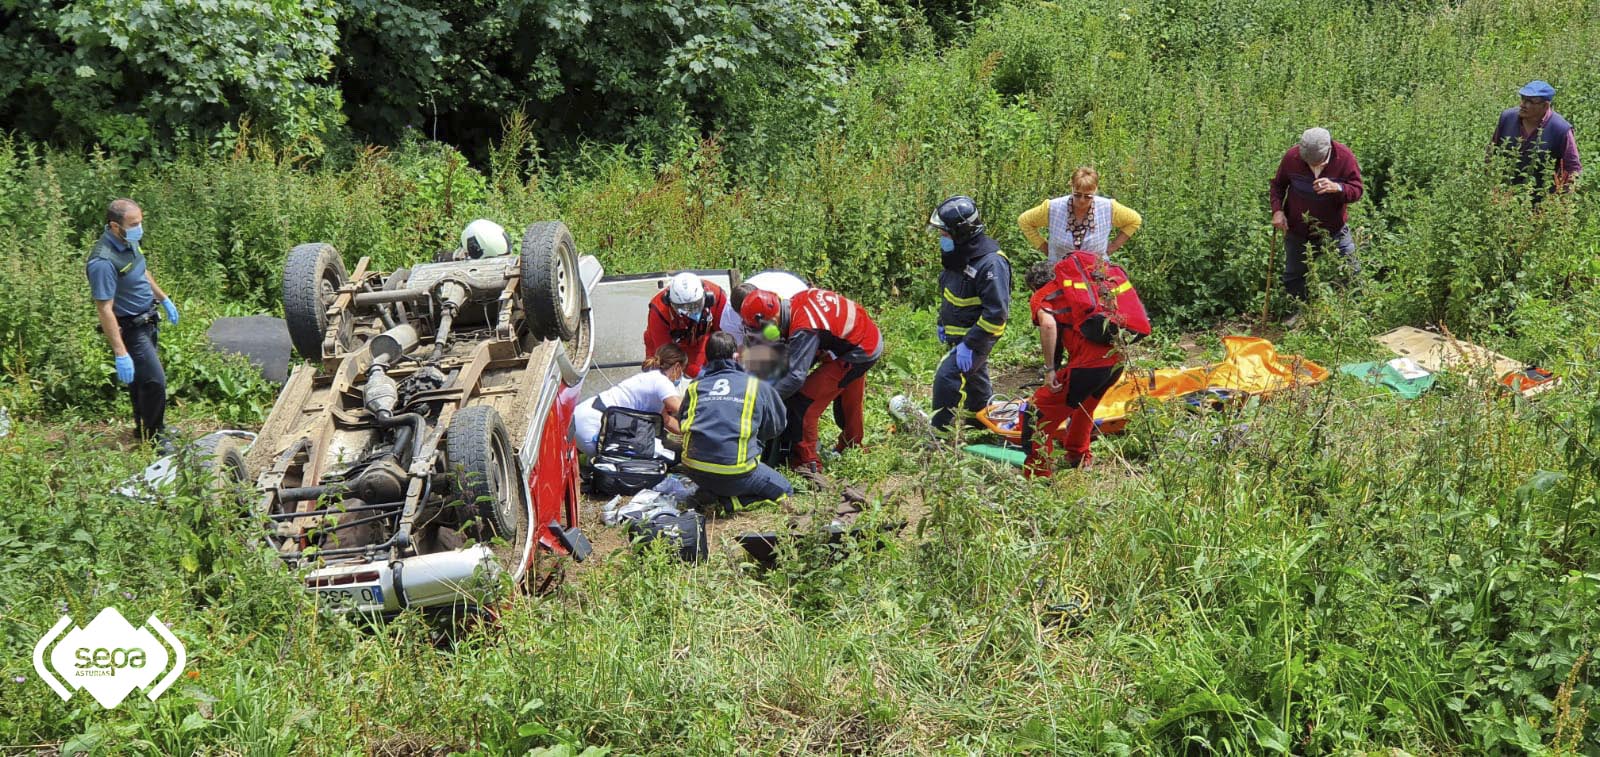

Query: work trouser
[[683, 462, 794, 511], [1283, 226, 1359, 301], [783, 356, 874, 470], [1021, 363, 1123, 477], [931, 339, 992, 429], [118, 313, 167, 441]]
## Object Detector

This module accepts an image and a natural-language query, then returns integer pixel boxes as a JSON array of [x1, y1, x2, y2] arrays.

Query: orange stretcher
[[978, 336, 1330, 440]]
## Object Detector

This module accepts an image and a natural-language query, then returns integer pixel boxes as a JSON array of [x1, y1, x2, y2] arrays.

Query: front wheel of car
[[445, 405, 527, 543]]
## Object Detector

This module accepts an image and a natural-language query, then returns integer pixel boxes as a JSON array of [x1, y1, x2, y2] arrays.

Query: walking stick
[[1262, 227, 1279, 325]]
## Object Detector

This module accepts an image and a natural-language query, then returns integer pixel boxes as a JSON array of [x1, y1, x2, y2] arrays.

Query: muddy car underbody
[[242, 221, 598, 614]]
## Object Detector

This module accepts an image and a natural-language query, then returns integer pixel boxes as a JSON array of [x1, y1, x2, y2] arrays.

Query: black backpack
[[589, 406, 669, 495], [625, 510, 707, 562]]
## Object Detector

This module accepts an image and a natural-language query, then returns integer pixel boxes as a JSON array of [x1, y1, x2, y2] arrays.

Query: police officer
[[677, 332, 793, 510], [87, 198, 179, 443], [928, 196, 1010, 429]]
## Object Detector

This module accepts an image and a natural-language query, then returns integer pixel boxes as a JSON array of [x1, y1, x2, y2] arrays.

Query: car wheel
[[189, 433, 253, 514], [445, 405, 527, 543], [520, 221, 581, 342], [282, 243, 349, 361]]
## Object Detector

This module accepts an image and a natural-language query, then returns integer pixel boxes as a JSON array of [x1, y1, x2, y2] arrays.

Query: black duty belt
[[116, 308, 160, 329]]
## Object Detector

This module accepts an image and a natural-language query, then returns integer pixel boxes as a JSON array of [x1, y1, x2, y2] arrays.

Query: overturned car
[[222, 221, 599, 615]]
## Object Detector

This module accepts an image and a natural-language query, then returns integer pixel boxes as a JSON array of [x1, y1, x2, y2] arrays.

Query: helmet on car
[[667, 272, 707, 317], [460, 219, 511, 259], [928, 196, 985, 243]]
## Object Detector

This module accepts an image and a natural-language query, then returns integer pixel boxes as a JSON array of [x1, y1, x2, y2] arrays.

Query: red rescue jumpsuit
[[771, 289, 883, 470], [643, 279, 729, 378], [1022, 253, 1145, 476]]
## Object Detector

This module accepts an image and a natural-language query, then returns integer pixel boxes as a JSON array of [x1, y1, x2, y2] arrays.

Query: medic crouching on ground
[[739, 287, 882, 472]]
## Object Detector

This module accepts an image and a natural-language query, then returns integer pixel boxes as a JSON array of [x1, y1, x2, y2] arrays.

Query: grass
[[1, 303, 1597, 753]]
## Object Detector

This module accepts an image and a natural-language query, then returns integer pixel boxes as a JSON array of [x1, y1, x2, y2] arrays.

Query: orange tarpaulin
[[1096, 336, 1330, 422], [978, 336, 1329, 439]]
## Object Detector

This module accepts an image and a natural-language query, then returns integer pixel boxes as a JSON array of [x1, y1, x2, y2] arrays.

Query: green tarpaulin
[[1339, 359, 1437, 399]]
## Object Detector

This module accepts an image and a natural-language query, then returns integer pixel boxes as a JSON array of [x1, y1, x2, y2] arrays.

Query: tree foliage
[[0, 0, 343, 154], [336, 0, 863, 156]]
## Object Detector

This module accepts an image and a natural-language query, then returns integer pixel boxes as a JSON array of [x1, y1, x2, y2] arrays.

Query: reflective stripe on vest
[[943, 288, 981, 307], [679, 376, 759, 476]]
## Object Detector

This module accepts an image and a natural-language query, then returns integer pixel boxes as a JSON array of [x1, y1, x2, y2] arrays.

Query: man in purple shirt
[[1491, 80, 1581, 193], [1269, 127, 1364, 302]]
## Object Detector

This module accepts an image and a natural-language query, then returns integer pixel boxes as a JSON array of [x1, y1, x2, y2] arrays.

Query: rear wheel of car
[[520, 222, 581, 342], [283, 243, 349, 361], [190, 434, 253, 514], [445, 405, 527, 543]]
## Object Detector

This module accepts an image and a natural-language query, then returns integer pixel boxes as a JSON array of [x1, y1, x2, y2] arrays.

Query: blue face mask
[[123, 223, 144, 245], [939, 236, 955, 253]]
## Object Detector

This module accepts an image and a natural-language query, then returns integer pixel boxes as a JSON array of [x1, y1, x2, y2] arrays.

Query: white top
[[598, 370, 679, 413], [1046, 194, 1114, 262]]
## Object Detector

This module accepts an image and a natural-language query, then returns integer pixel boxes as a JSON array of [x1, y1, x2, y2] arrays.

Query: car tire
[[445, 405, 526, 542], [520, 221, 581, 342], [283, 243, 349, 361], [190, 434, 252, 513]]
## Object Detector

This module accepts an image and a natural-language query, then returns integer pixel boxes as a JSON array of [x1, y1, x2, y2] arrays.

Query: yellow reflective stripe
[[1110, 281, 1132, 295], [680, 381, 700, 454], [977, 317, 1006, 335], [1061, 280, 1089, 290], [736, 377, 756, 468], [682, 457, 757, 475], [943, 325, 970, 336], [943, 289, 981, 307]]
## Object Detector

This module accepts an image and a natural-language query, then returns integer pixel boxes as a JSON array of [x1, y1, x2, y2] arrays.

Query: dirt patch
[[990, 365, 1047, 402], [570, 471, 930, 572]]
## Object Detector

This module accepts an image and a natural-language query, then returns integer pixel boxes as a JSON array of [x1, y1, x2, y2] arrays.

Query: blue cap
[[1518, 80, 1556, 99]]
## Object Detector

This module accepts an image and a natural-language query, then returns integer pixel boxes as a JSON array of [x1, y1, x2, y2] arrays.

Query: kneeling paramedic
[[645, 272, 736, 378], [1021, 252, 1150, 475], [677, 332, 793, 509], [929, 196, 1011, 429], [739, 287, 882, 472]]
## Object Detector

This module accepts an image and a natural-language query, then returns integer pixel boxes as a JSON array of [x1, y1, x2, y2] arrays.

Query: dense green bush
[[0, 0, 343, 155]]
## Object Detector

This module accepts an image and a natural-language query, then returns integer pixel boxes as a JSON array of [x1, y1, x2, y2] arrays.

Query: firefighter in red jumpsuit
[[739, 287, 882, 472], [643, 272, 734, 378], [1021, 252, 1149, 475]]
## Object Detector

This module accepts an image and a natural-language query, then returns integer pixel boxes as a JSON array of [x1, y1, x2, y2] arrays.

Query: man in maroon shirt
[[1269, 127, 1364, 302]]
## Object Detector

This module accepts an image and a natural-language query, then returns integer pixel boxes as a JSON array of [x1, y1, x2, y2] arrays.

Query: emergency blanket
[[1338, 357, 1437, 399], [979, 336, 1329, 440]]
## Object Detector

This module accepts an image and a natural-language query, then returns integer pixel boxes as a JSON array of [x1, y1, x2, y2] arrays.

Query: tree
[[0, 0, 343, 155]]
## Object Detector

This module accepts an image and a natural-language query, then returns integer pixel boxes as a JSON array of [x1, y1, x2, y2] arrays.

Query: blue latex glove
[[160, 297, 179, 325], [954, 342, 973, 373], [114, 354, 134, 384], [937, 325, 946, 343]]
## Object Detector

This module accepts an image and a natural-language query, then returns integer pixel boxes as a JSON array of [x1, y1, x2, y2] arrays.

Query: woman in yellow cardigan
[[1018, 167, 1142, 263]]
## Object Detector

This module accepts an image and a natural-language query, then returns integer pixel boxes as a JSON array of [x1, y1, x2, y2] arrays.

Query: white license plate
[[316, 584, 385, 610]]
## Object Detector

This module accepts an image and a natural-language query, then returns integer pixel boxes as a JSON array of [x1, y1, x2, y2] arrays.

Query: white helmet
[[460, 219, 510, 259], [667, 272, 706, 316]]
